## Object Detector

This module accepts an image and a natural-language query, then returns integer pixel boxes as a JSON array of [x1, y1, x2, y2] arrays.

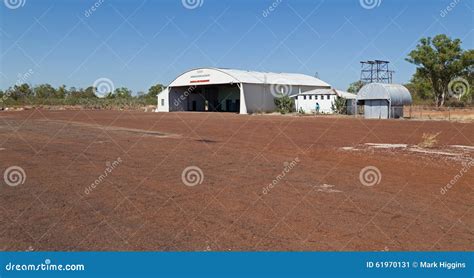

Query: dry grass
[[406, 106, 474, 122], [418, 132, 441, 148]]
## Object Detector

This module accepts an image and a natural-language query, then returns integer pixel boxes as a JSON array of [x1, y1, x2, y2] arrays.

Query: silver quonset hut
[[156, 68, 331, 114], [357, 83, 412, 119]]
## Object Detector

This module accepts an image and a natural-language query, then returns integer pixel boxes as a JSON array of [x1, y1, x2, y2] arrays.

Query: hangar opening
[[157, 68, 331, 114], [169, 84, 240, 113]]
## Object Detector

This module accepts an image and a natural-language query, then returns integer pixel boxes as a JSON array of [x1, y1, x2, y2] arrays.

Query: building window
[[327, 95, 330, 100], [309, 95, 312, 100], [315, 95, 318, 100], [161, 99, 165, 106], [304, 95, 307, 100]]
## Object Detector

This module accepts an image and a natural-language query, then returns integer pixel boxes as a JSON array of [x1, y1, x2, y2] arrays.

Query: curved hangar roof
[[168, 68, 331, 88], [357, 83, 413, 106]]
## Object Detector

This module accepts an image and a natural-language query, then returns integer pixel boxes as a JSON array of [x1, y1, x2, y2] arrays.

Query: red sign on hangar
[[190, 79, 210, 84]]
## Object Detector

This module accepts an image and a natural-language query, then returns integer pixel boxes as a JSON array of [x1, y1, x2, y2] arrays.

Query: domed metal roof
[[357, 83, 412, 106]]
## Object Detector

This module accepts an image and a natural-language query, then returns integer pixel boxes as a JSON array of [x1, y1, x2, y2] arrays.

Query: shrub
[[274, 95, 294, 114], [331, 96, 347, 114]]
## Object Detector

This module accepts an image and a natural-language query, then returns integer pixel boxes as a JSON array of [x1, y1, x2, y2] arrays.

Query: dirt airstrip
[[0, 110, 472, 251]]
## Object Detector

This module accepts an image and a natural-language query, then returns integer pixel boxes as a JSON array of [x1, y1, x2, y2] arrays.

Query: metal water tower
[[360, 60, 394, 84]]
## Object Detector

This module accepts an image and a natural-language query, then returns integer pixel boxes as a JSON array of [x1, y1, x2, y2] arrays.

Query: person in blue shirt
[[315, 102, 320, 114]]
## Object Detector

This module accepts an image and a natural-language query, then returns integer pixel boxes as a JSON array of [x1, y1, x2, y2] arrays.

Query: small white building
[[156, 68, 331, 114], [291, 89, 356, 114]]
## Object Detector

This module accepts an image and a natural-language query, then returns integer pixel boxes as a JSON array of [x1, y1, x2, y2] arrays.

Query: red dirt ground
[[0, 110, 473, 251]]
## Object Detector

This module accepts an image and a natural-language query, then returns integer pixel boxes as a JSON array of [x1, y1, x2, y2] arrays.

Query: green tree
[[8, 83, 33, 100], [67, 87, 79, 98], [68, 86, 97, 99], [56, 85, 67, 99], [331, 96, 347, 114], [109, 87, 132, 99], [404, 71, 433, 102], [147, 84, 165, 98], [274, 95, 294, 114], [34, 84, 57, 99], [347, 80, 364, 94], [406, 34, 474, 107], [460, 68, 473, 104], [84, 86, 97, 98]]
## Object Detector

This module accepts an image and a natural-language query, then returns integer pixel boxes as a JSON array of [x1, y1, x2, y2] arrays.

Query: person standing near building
[[315, 102, 320, 114]]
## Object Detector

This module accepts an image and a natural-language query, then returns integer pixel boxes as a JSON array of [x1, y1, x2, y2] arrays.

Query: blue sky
[[0, 0, 472, 93]]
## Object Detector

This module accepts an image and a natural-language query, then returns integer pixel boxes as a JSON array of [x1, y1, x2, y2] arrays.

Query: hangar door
[[169, 84, 240, 112], [364, 100, 389, 119]]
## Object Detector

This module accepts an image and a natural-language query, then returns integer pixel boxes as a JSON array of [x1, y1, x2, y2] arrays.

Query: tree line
[[0, 83, 165, 107]]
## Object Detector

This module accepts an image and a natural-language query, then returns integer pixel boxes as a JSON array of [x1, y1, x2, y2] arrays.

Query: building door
[[364, 100, 389, 119], [379, 100, 389, 119]]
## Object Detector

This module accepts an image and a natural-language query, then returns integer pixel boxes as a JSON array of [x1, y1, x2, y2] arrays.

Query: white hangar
[[156, 68, 331, 114]]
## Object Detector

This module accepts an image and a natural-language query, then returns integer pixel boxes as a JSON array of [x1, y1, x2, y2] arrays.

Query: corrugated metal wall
[[364, 100, 389, 119]]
